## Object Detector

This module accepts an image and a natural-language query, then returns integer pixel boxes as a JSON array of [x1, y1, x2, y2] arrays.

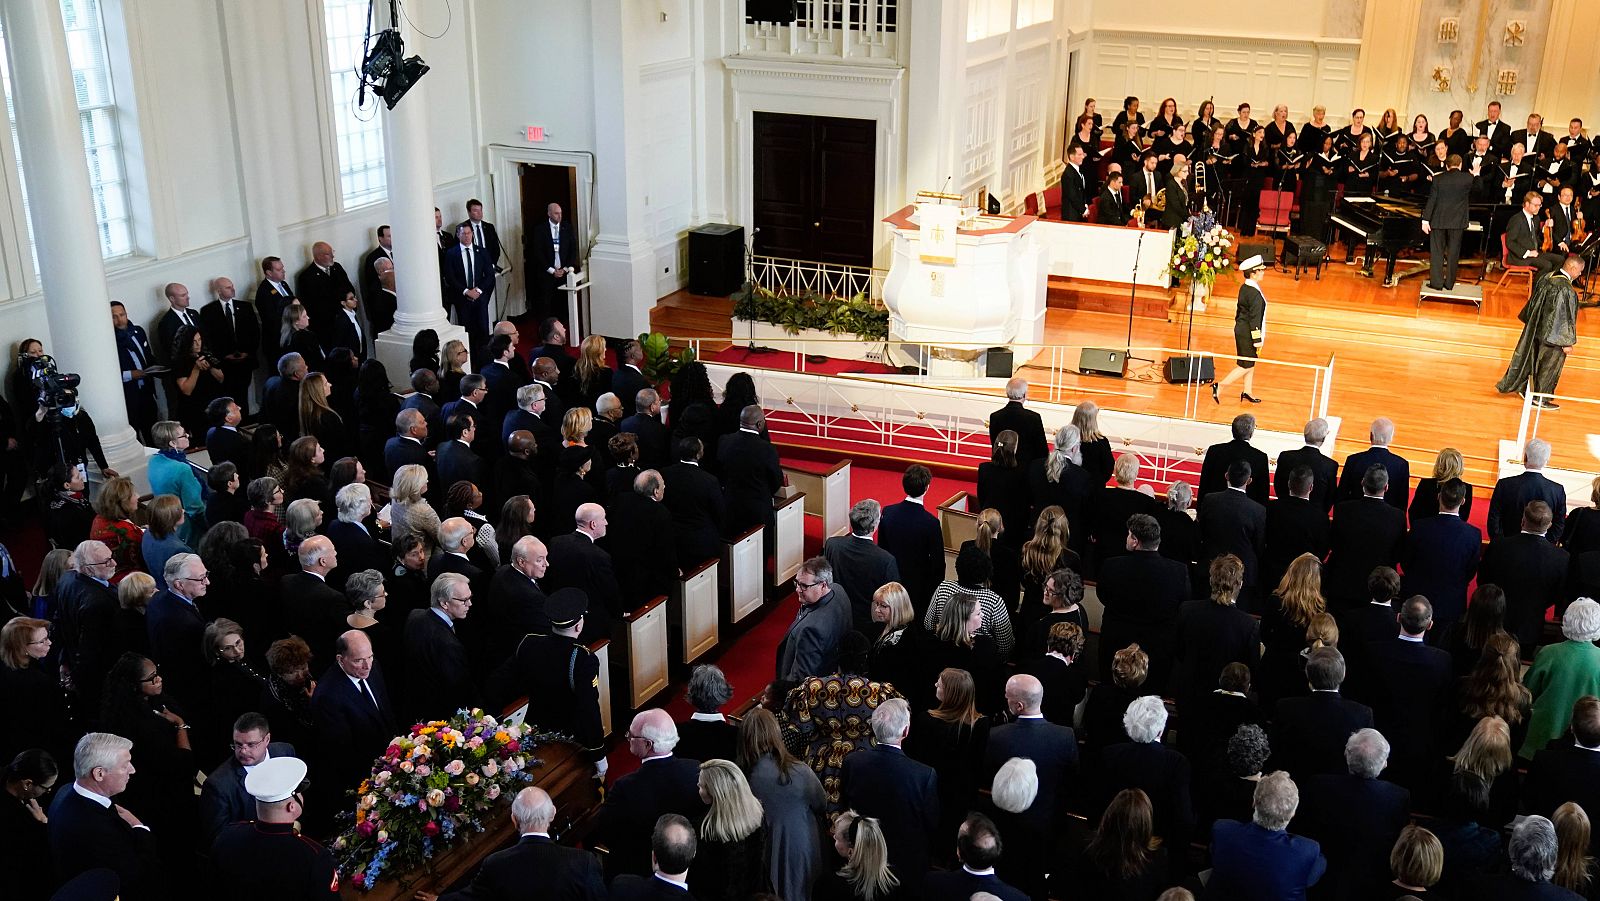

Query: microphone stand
[[743, 228, 772, 355], [1123, 230, 1155, 369]]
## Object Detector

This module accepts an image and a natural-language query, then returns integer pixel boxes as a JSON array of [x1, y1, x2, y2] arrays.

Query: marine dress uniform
[[210, 757, 340, 900]]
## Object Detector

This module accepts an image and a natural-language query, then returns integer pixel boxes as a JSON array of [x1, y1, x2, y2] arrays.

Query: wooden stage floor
[[650, 245, 1600, 489]]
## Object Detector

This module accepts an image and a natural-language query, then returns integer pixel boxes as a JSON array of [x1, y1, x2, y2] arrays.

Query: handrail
[[749, 254, 889, 303]]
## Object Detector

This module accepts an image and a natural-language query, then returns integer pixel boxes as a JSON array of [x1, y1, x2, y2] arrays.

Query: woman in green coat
[[1520, 598, 1600, 759]]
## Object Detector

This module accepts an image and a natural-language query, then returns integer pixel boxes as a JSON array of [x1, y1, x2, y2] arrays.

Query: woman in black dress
[[1019, 506, 1082, 631], [100, 652, 198, 849], [1223, 102, 1258, 156], [408, 328, 440, 375], [39, 463, 94, 550], [1255, 553, 1327, 706], [438, 339, 469, 404], [1343, 131, 1380, 199], [1190, 99, 1220, 151], [204, 617, 269, 746], [1213, 255, 1267, 404], [1440, 109, 1473, 159], [0, 618, 70, 765], [1060, 788, 1170, 901], [168, 325, 223, 441], [280, 436, 329, 507], [1111, 96, 1145, 142], [1297, 105, 1333, 156], [299, 372, 351, 463], [1111, 120, 1145, 173], [715, 371, 768, 442], [574, 335, 613, 411], [916, 593, 1005, 713], [1234, 124, 1272, 235], [1299, 133, 1341, 242], [278, 302, 324, 373], [1374, 107, 1402, 148], [1073, 400, 1115, 487], [1409, 447, 1473, 526], [868, 582, 918, 693], [977, 430, 1029, 541], [962, 509, 1021, 611], [1379, 134, 1421, 196], [1145, 97, 1182, 145], [905, 667, 992, 854], [815, 811, 905, 901]]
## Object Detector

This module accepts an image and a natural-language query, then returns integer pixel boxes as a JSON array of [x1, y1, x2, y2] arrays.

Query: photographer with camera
[[167, 324, 224, 443], [18, 347, 117, 483]]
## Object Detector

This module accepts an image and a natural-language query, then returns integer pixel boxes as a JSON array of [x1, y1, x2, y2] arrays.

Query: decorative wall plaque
[[1504, 20, 1526, 47], [1496, 68, 1518, 96], [1437, 17, 1459, 43], [1431, 66, 1452, 92]]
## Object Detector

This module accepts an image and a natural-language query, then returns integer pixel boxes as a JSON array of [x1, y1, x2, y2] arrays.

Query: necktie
[[225, 302, 234, 332], [358, 678, 379, 711], [465, 247, 476, 289], [277, 282, 288, 297], [474, 222, 484, 247]]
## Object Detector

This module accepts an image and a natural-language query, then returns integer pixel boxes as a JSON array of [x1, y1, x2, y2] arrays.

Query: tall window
[[323, 0, 386, 208], [0, 0, 133, 267]]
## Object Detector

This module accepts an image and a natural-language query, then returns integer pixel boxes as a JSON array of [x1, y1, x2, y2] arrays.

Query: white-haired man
[[1275, 417, 1339, 513], [990, 377, 1047, 465], [1338, 417, 1410, 510], [839, 698, 941, 892], [1293, 728, 1411, 899], [823, 498, 902, 634], [402, 571, 477, 722], [416, 787, 603, 901], [594, 709, 705, 881], [1100, 695, 1195, 852], [48, 733, 159, 895], [1487, 437, 1567, 542], [279, 535, 345, 672], [1207, 771, 1327, 898]]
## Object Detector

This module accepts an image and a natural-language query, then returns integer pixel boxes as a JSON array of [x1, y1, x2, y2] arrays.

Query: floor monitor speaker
[[1163, 355, 1215, 383], [1078, 348, 1126, 377]]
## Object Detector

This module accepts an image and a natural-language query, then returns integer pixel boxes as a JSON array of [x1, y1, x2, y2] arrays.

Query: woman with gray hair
[[1027, 423, 1093, 557], [281, 497, 322, 562], [676, 663, 738, 764], [1471, 815, 1571, 898], [1207, 771, 1327, 898], [1154, 480, 1200, 583], [1520, 597, 1600, 758], [1099, 695, 1195, 856], [325, 482, 383, 581]]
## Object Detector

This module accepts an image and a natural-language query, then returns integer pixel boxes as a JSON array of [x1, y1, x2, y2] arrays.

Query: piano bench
[[1283, 235, 1328, 281]]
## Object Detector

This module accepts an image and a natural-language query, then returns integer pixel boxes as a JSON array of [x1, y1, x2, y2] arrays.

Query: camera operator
[[167, 323, 224, 442], [22, 353, 118, 483], [111, 301, 160, 443]]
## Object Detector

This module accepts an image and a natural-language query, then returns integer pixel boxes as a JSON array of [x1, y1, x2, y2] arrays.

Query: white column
[[0, 0, 146, 483], [588, 0, 656, 337], [371, 5, 465, 384]]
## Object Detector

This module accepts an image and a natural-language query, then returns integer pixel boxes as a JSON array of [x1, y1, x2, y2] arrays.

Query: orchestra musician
[[1506, 191, 1568, 283], [1147, 98, 1183, 145], [1112, 96, 1145, 141], [1375, 108, 1402, 148], [1130, 152, 1164, 225], [1096, 172, 1130, 227], [1546, 186, 1581, 256], [1510, 113, 1557, 164], [1475, 101, 1513, 159], [1581, 148, 1600, 227], [1162, 155, 1193, 229], [1440, 109, 1473, 159]]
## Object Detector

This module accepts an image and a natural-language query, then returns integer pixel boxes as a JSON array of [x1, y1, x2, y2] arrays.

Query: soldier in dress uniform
[[510, 588, 606, 776], [210, 756, 340, 900]]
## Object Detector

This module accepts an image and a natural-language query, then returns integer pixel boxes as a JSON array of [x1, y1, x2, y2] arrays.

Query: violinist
[[1581, 148, 1600, 226], [1546, 185, 1581, 255]]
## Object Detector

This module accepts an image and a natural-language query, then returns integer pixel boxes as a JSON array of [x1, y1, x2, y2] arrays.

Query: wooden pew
[[722, 526, 764, 626], [588, 638, 612, 739], [670, 559, 720, 667], [772, 493, 806, 589], [782, 458, 851, 539], [611, 597, 669, 712], [937, 489, 979, 573]]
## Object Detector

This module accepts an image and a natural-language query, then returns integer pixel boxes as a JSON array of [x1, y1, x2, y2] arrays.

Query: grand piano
[[1331, 195, 1491, 287]]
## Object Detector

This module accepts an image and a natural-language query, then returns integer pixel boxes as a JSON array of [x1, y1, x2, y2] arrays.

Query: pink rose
[[487, 784, 501, 800], [423, 820, 440, 837], [356, 821, 375, 837], [415, 765, 430, 777], [444, 759, 465, 776]]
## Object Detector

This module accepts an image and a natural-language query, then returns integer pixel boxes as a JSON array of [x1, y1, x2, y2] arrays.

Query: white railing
[[749, 254, 888, 304], [741, 0, 903, 64]]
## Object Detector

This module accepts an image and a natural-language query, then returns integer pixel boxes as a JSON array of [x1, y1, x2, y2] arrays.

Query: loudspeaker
[[985, 347, 1014, 378], [688, 224, 745, 297], [1078, 347, 1126, 377], [1163, 355, 1215, 383]]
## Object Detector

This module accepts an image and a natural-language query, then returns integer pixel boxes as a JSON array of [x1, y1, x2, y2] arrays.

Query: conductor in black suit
[[530, 202, 579, 321], [403, 572, 479, 723], [199, 277, 260, 417], [424, 787, 604, 901], [1479, 500, 1569, 650], [1061, 144, 1090, 221], [1422, 154, 1475, 291], [1274, 418, 1339, 514], [1338, 417, 1410, 510], [1095, 171, 1128, 225], [990, 377, 1048, 467], [718, 405, 783, 537], [1197, 414, 1270, 505], [1486, 437, 1567, 541], [442, 223, 497, 352], [47, 733, 161, 898], [839, 699, 941, 891]]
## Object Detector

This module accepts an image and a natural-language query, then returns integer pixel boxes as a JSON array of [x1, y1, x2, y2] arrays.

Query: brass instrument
[[1194, 161, 1210, 211], [1151, 188, 1168, 212]]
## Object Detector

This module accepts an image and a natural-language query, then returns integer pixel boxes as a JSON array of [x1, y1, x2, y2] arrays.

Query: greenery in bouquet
[[1165, 212, 1236, 290], [730, 281, 890, 340], [331, 709, 551, 891]]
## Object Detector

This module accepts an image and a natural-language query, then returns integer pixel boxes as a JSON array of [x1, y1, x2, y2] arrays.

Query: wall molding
[[723, 55, 906, 86]]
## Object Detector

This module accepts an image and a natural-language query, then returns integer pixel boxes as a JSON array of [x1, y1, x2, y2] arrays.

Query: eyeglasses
[[448, 595, 473, 605], [229, 737, 266, 751], [624, 733, 654, 744], [795, 580, 821, 591], [27, 637, 51, 646], [87, 557, 115, 568], [139, 668, 162, 684], [180, 572, 211, 583]]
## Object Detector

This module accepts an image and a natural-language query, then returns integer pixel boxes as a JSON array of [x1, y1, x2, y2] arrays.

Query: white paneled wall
[[640, 61, 696, 298], [956, 11, 1063, 215]]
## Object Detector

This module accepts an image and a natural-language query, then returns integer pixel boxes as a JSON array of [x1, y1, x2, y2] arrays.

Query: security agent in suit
[[983, 675, 1079, 819], [594, 710, 706, 881], [1268, 647, 1375, 779], [1487, 438, 1567, 542], [776, 556, 854, 683], [661, 437, 727, 570], [47, 732, 161, 898], [1479, 500, 1569, 650], [530, 202, 579, 320], [442, 223, 497, 352], [1506, 191, 1568, 283], [925, 813, 1030, 901], [1422, 154, 1475, 290], [501, 590, 605, 767], [546, 503, 624, 643], [1198, 414, 1270, 505], [198, 277, 261, 417], [878, 465, 948, 609], [210, 756, 341, 900], [1400, 478, 1482, 635], [460, 198, 504, 270], [197, 712, 296, 843], [990, 377, 1048, 467], [155, 282, 202, 364], [1359, 596, 1454, 790], [1337, 417, 1411, 510], [1274, 418, 1340, 514], [402, 571, 480, 723], [1061, 144, 1090, 221], [1095, 171, 1129, 225], [111, 301, 159, 441], [295, 242, 359, 336], [606, 814, 698, 901], [823, 499, 903, 634], [421, 787, 604, 901], [839, 699, 941, 892], [1196, 459, 1267, 598], [360, 226, 394, 333], [255, 256, 297, 359], [601, 470, 677, 608], [309, 630, 397, 805], [1097, 513, 1191, 679], [718, 405, 783, 537], [1324, 464, 1408, 607]]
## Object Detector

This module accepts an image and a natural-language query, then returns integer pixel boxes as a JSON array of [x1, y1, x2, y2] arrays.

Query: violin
[[1574, 210, 1589, 245]]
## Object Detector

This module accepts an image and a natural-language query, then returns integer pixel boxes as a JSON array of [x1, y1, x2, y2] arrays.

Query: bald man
[[419, 787, 604, 901], [546, 503, 622, 643], [594, 710, 706, 881], [310, 630, 397, 818], [199, 276, 260, 415], [295, 241, 359, 335], [279, 535, 346, 673], [984, 674, 1080, 817]]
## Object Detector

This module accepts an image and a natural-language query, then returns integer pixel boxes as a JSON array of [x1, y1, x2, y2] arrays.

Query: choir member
[[1111, 96, 1145, 140], [1147, 97, 1183, 145]]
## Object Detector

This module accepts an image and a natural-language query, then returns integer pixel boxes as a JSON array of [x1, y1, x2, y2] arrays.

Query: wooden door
[[752, 112, 876, 268]]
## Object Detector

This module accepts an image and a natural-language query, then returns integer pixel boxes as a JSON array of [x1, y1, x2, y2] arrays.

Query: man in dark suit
[[198, 277, 260, 417], [840, 699, 941, 891], [1274, 417, 1340, 513], [1506, 190, 1567, 283], [1479, 500, 1569, 650], [325, 485, 382, 588], [436, 413, 490, 495], [255, 255, 297, 359], [1360, 597, 1453, 790], [145, 553, 210, 710], [460, 198, 503, 267], [481, 335, 527, 429], [502, 384, 559, 481], [479, 536, 550, 664], [384, 409, 433, 482], [1474, 101, 1512, 158], [309, 630, 398, 812], [776, 556, 854, 682], [984, 674, 1079, 817], [1196, 459, 1267, 600], [204, 397, 248, 468], [603, 471, 677, 608], [1524, 696, 1600, 853], [1488, 438, 1567, 541], [1096, 513, 1190, 680], [823, 499, 902, 634], [47, 732, 161, 898], [1292, 727, 1411, 901], [990, 377, 1048, 467], [528, 356, 566, 428], [428, 517, 490, 593], [546, 504, 624, 642], [1098, 696, 1195, 851], [197, 712, 296, 843], [325, 292, 368, 359], [594, 709, 705, 880], [154, 281, 201, 362], [1510, 113, 1558, 163], [263, 352, 307, 440], [1334, 567, 1402, 656], [1128, 152, 1164, 218], [529, 317, 575, 384], [1422, 153, 1475, 290], [605, 816, 698, 901], [1546, 184, 1581, 254], [1337, 417, 1410, 510], [1270, 647, 1374, 779], [1262, 465, 1333, 594], [402, 369, 445, 443], [54, 545, 121, 714], [279, 536, 347, 672], [1198, 414, 1270, 504], [718, 405, 783, 537], [1400, 478, 1481, 636], [295, 242, 359, 335], [662, 438, 727, 571], [110, 301, 159, 442], [529, 202, 579, 320], [1206, 772, 1328, 901], [1324, 464, 1407, 607], [925, 813, 1029, 901], [403, 572, 478, 723], [621, 388, 668, 469], [612, 340, 650, 412], [1061, 144, 1090, 221], [372, 257, 399, 337], [359, 226, 394, 332], [434, 787, 603, 901], [1095, 171, 1128, 225], [442, 224, 497, 353], [878, 465, 947, 609]]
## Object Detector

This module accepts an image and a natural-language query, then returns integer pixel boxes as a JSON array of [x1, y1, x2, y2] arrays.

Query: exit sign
[[526, 126, 547, 142]]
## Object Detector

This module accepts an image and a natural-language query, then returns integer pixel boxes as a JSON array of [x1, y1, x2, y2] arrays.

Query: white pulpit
[[882, 203, 1048, 376]]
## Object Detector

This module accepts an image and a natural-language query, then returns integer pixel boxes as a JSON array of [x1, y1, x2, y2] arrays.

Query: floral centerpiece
[[1165, 211, 1236, 310], [330, 709, 550, 891]]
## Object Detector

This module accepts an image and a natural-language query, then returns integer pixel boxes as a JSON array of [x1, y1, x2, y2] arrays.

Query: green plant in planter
[[637, 331, 696, 386], [729, 281, 889, 341]]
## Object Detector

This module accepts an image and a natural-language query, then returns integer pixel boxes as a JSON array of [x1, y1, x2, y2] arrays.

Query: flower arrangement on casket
[[331, 709, 553, 891], [1165, 211, 1236, 290]]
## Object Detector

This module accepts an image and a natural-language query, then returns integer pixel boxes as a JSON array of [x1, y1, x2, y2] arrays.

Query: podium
[[881, 201, 1048, 376]]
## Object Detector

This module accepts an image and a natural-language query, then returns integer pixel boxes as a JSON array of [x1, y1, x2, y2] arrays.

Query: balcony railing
[[741, 0, 902, 64], [750, 254, 888, 304]]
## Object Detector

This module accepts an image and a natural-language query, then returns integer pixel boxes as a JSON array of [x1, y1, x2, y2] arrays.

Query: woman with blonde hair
[[1020, 505, 1080, 628], [1084, 644, 1148, 748], [867, 582, 916, 690], [1259, 552, 1326, 705], [1553, 801, 1598, 898], [438, 338, 469, 402], [388, 463, 441, 551], [0, 616, 70, 762], [561, 406, 593, 447], [1072, 400, 1115, 486], [1409, 446, 1473, 526], [816, 810, 902, 901], [298, 372, 349, 461], [1387, 824, 1444, 897], [574, 334, 612, 408], [1090, 453, 1158, 569], [278, 302, 323, 372], [960, 508, 1020, 606], [1444, 715, 1517, 828], [1561, 473, 1600, 554], [28, 549, 74, 623], [114, 571, 157, 657], [737, 708, 826, 901], [90, 476, 144, 583], [918, 593, 1003, 712], [691, 759, 770, 901]]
